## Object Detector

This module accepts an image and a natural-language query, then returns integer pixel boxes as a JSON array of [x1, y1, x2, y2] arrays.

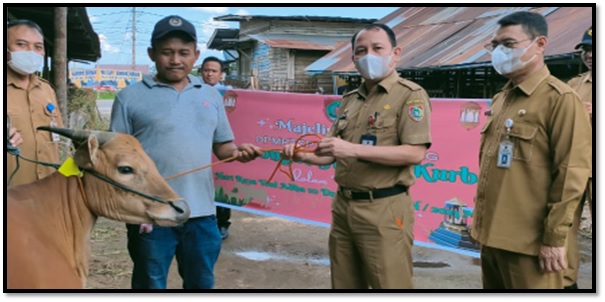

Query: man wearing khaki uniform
[[283, 24, 431, 289], [6, 19, 64, 188], [472, 12, 592, 289], [564, 25, 593, 290]]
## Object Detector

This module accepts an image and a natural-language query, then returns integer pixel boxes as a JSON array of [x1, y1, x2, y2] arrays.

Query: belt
[[339, 185, 408, 200]]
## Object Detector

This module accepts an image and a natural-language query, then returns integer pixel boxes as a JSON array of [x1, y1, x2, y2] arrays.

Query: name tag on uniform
[[360, 134, 377, 146], [497, 139, 513, 168], [50, 117, 60, 142]]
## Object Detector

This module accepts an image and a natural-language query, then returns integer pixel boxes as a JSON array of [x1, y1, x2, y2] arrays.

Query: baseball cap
[[151, 15, 197, 43], [574, 26, 592, 49]]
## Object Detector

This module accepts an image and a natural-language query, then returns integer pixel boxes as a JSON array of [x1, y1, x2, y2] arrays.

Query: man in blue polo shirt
[[110, 15, 263, 289]]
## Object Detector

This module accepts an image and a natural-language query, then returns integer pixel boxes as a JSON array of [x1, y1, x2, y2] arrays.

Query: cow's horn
[[37, 126, 118, 145]]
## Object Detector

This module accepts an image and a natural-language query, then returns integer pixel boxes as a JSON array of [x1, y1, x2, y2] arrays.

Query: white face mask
[[8, 50, 44, 75], [354, 53, 393, 81], [491, 40, 536, 75]]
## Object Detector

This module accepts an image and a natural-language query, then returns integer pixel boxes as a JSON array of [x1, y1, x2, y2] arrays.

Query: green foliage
[[67, 87, 108, 131], [97, 91, 117, 100]]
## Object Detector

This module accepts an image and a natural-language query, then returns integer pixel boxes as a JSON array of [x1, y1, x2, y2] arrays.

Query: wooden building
[[207, 14, 375, 93]]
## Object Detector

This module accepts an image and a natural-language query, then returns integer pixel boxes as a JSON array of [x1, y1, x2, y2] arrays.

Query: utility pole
[[54, 7, 68, 124], [132, 7, 136, 71]]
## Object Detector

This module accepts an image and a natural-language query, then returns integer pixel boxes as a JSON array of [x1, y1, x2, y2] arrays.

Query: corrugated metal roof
[[249, 34, 349, 51], [215, 14, 377, 24], [207, 28, 239, 49], [306, 7, 593, 73]]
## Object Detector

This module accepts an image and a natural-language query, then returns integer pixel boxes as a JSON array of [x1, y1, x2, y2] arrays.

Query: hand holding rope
[[164, 134, 324, 182], [265, 133, 323, 182]]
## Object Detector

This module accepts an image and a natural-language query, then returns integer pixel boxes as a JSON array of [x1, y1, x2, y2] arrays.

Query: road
[[96, 99, 113, 118]]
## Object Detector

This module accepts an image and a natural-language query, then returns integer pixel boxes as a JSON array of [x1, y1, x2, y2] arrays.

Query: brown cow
[[6, 127, 190, 289]]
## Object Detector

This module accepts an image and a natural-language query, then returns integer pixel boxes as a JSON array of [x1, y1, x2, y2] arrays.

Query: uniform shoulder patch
[[566, 76, 580, 86], [37, 76, 52, 86], [547, 76, 574, 95], [398, 78, 423, 91], [580, 71, 591, 80]]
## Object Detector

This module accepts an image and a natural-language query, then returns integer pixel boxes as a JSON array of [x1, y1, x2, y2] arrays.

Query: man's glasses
[[484, 38, 532, 52]]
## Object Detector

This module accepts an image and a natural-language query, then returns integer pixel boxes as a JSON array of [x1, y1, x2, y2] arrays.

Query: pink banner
[[214, 89, 489, 257]]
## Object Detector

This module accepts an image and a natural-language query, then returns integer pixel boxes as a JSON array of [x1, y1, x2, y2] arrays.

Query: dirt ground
[[86, 208, 593, 290]]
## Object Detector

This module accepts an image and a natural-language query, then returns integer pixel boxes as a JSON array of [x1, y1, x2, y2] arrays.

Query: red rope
[[265, 134, 323, 182], [163, 134, 323, 182], [165, 156, 237, 181]]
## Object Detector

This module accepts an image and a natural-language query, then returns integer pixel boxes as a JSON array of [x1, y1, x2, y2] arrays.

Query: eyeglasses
[[484, 38, 532, 53], [581, 46, 592, 53]]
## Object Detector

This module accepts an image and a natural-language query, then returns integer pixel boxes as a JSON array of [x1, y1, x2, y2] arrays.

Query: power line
[[89, 7, 227, 67], [89, 10, 131, 17], [113, 15, 132, 66]]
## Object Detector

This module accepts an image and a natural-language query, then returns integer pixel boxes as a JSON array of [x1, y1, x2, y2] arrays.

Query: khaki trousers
[[481, 245, 563, 289], [564, 179, 592, 286], [329, 190, 414, 289]]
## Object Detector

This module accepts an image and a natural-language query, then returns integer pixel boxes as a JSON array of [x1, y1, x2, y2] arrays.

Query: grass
[[97, 91, 117, 100]]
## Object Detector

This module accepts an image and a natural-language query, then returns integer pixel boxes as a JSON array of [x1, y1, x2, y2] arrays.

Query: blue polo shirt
[[110, 74, 234, 217]]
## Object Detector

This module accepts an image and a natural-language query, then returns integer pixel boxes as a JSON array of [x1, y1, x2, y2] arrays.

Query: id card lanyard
[[497, 118, 514, 168], [46, 103, 60, 142], [360, 112, 379, 146]]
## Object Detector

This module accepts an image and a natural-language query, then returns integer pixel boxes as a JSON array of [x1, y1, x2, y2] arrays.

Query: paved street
[[96, 99, 113, 118]]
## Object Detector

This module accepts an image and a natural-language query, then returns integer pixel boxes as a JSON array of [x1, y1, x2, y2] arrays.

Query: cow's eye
[[117, 166, 134, 174]]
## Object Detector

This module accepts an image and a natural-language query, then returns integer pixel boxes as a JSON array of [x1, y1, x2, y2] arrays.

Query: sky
[[71, 6, 399, 70]]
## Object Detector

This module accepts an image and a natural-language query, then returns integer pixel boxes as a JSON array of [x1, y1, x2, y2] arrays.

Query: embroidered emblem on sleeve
[[409, 105, 424, 122]]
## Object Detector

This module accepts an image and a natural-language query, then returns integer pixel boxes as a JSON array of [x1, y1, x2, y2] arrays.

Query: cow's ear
[[74, 135, 100, 169]]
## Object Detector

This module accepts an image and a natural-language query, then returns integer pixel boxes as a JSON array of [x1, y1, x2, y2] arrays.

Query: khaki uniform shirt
[[6, 73, 64, 187], [328, 72, 432, 190], [470, 66, 592, 256], [567, 71, 593, 177], [567, 71, 592, 121]]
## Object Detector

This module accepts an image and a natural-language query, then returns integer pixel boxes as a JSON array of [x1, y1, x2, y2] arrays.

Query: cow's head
[[39, 127, 190, 226]]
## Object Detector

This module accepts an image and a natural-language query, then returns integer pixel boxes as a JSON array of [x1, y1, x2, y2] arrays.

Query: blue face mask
[[8, 50, 44, 75]]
